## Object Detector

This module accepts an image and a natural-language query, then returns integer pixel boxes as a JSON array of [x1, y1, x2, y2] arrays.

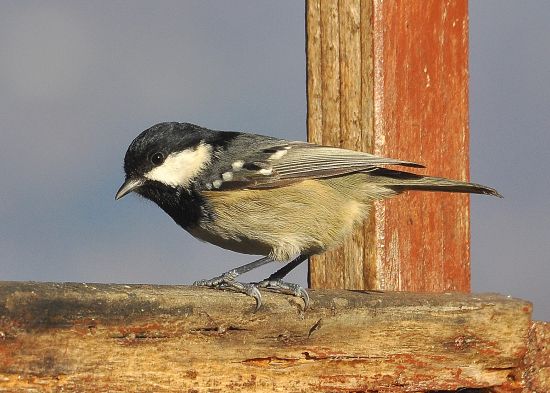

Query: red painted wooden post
[[307, 0, 471, 292]]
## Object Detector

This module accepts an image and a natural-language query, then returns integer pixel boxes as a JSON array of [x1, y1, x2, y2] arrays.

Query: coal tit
[[116, 122, 501, 310]]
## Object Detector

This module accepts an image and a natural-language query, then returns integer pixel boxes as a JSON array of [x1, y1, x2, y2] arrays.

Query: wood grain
[[307, 0, 472, 292], [523, 322, 550, 393], [374, 0, 471, 292], [339, 0, 364, 290], [317, 0, 344, 287], [307, 0, 325, 287], [0, 282, 532, 392]]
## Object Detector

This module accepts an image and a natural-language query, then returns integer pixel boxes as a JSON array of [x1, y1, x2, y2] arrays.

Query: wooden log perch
[[0, 282, 534, 392], [523, 321, 550, 393]]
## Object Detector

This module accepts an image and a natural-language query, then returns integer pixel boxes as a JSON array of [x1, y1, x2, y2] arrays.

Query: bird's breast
[[196, 179, 370, 261]]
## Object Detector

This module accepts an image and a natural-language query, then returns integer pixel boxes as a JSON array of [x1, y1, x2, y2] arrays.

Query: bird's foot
[[256, 279, 310, 310], [194, 270, 262, 311]]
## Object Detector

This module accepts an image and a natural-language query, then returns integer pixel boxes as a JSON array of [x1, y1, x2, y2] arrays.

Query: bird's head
[[115, 122, 214, 200]]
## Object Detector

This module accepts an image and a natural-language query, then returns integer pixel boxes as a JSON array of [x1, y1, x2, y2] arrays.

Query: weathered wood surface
[[523, 321, 550, 393], [0, 282, 532, 392], [307, 0, 471, 292]]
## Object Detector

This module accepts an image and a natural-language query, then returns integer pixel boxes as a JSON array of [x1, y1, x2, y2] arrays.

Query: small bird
[[116, 122, 501, 310]]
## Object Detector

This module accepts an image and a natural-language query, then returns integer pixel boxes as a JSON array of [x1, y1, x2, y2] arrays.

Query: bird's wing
[[206, 139, 424, 191]]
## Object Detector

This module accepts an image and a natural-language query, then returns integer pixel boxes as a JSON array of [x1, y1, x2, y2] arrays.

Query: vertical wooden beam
[[339, 1, 364, 289], [307, 0, 470, 292]]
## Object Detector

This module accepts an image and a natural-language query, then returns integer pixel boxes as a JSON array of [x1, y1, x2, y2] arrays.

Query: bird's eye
[[150, 152, 165, 166]]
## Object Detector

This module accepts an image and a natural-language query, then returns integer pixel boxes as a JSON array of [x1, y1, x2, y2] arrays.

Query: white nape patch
[[213, 179, 223, 189], [258, 168, 273, 176], [222, 171, 233, 181], [231, 160, 244, 170], [269, 149, 288, 160], [144, 142, 212, 188]]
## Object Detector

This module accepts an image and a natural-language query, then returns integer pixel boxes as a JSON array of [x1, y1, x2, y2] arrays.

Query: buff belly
[[191, 177, 385, 261]]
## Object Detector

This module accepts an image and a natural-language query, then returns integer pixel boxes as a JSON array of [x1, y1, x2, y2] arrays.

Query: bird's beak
[[115, 177, 144, 200]]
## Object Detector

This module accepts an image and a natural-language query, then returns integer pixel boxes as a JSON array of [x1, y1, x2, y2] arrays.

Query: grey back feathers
[[203, 135, 427, 191], [201, 132, 500, 198]]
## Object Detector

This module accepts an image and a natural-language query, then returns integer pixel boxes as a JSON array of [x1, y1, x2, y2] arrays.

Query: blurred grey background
[[1, 1, 548, 320]]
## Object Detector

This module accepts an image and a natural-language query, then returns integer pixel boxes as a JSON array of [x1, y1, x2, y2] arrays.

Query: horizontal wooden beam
[[0, 282, 532, 392]]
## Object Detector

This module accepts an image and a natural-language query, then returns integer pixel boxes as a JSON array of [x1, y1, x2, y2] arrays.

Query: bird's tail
[[368, 168, 502, 198]]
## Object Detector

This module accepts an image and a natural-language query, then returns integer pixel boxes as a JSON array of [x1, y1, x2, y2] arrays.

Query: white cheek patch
[[144, 143, 212, 187]]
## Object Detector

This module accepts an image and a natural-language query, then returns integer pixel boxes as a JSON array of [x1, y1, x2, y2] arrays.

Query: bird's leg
[[193, 256, 273, 311], [256, 255, 310, 309]]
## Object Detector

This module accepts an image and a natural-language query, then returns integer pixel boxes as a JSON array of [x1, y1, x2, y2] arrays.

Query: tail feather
[[368, 168, 502, 198]]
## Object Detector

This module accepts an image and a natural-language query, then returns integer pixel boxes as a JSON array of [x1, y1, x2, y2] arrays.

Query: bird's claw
[[245, 284, 262, 312], [194, 273, 309, 311], [256, 279, 310, 310], [194, 271, 262, 312]]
